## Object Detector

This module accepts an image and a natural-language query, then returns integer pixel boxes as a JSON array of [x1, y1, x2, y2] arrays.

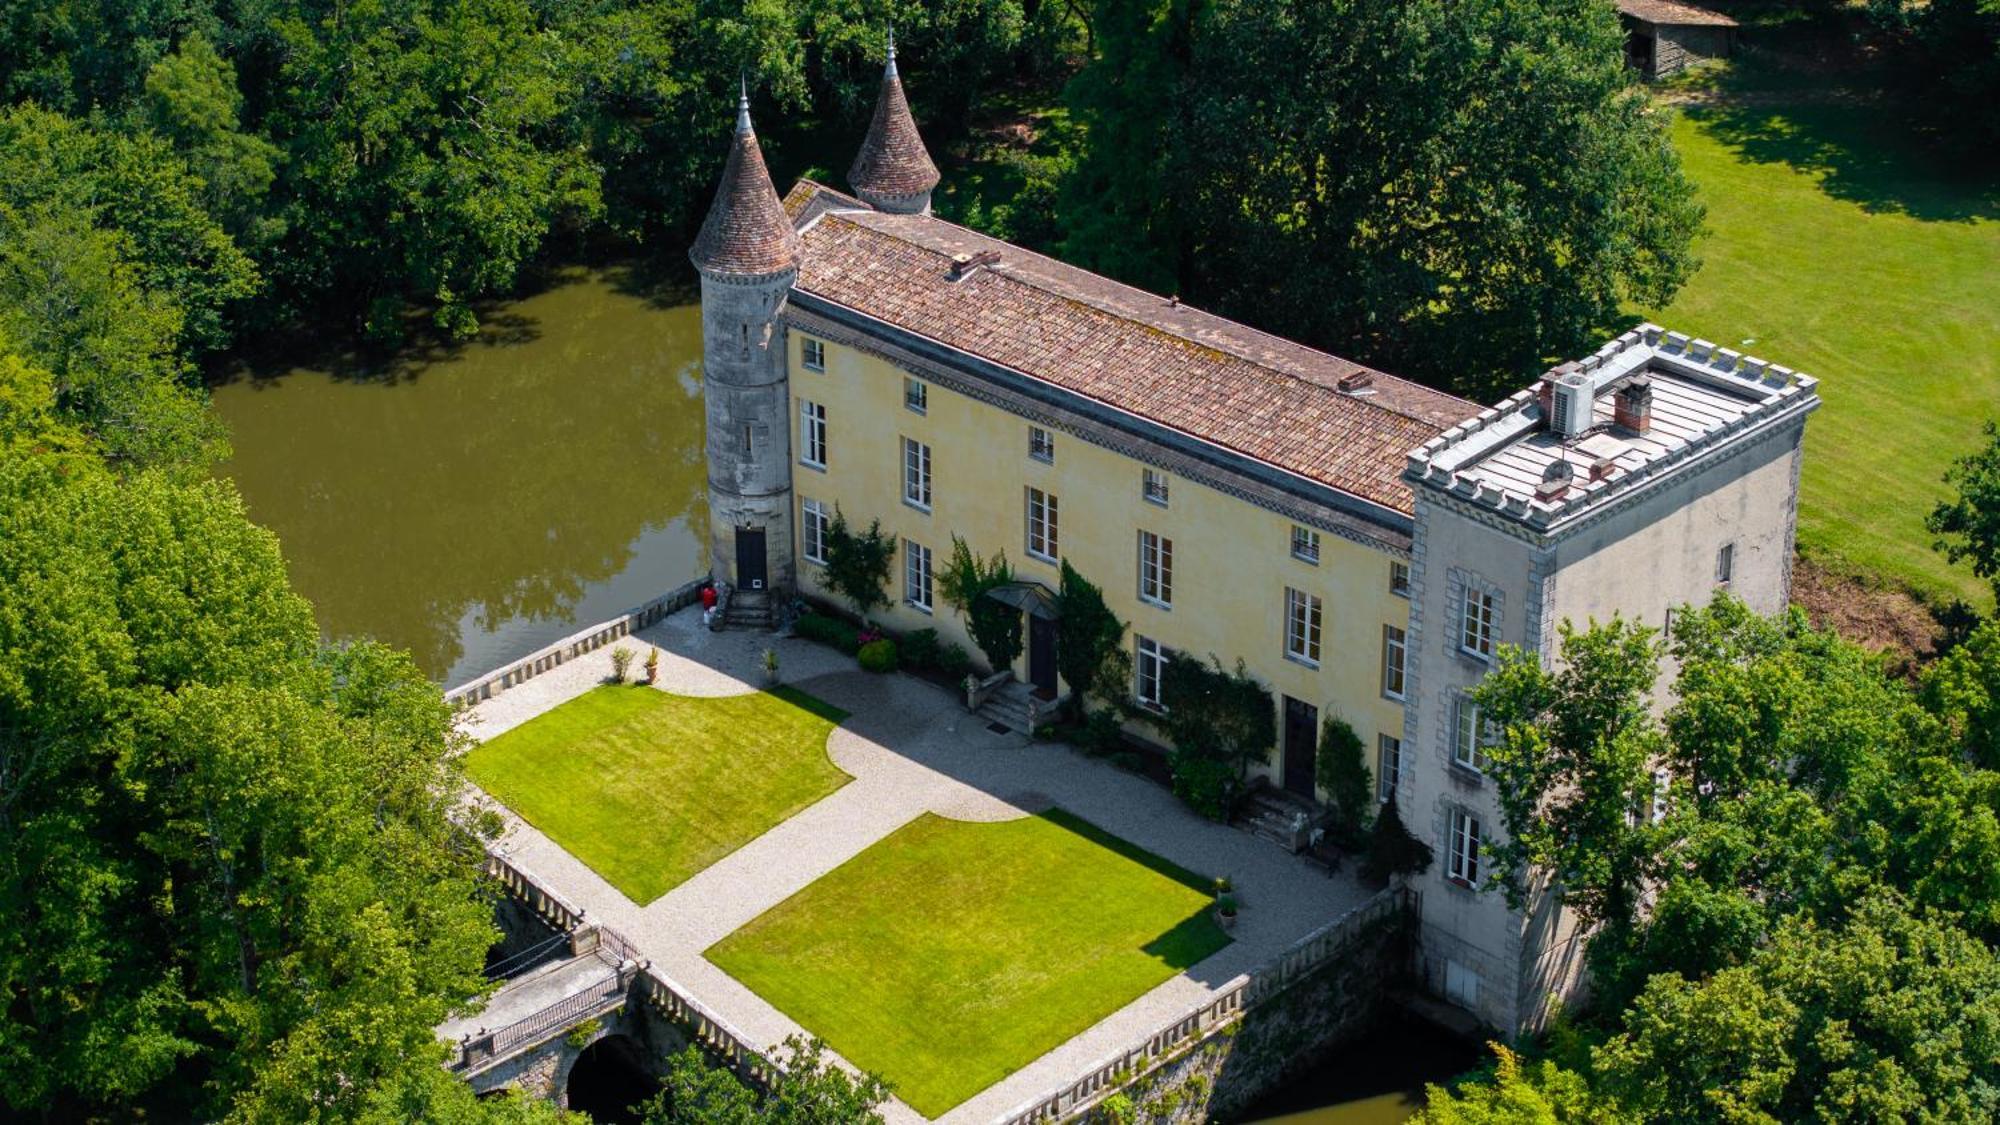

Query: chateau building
[[690, 43, 1818, 1035]]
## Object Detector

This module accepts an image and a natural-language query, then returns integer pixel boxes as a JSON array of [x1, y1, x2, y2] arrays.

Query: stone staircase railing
[[993, 885, 1417, 1125]]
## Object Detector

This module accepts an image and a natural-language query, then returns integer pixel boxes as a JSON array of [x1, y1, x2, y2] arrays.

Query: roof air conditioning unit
[[1551, 371, 1594, 439]]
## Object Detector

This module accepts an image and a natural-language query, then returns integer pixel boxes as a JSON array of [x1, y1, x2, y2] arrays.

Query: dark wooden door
[[735, 527, 767, 590], [1028, 615, 1058, 698], [1282, 695, 1318, 799]]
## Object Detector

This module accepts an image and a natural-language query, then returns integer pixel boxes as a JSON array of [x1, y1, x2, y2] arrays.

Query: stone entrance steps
[[721, 591, 773, 631], [1238, 785, 1318, 851]]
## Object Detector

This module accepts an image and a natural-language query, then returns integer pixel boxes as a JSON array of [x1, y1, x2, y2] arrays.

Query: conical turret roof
[[847, 32, 939, 204], [690, 85, 801, 278]]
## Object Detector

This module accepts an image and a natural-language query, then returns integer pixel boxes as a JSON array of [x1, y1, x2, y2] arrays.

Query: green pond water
[[211, 265, 709, 686]]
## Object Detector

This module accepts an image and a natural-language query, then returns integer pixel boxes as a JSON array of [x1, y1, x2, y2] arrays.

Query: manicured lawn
[[465, 685, 850, 904], [705, 809, 1231, 1117], [1637, 103, 2000, 606]]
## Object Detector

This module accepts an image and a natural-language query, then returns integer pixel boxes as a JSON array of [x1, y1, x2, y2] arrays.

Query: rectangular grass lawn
[[705, 809, 1231, 1117], [465, 685, 850, 904]]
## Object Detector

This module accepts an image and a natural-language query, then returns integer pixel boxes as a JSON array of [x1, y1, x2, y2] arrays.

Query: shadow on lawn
[[1689, 100, 1998, 224]]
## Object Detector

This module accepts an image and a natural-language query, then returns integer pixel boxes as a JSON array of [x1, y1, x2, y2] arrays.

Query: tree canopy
[[1424, 593, 2000, 1123]]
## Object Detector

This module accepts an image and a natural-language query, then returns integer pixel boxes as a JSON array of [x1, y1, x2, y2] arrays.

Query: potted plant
[[761, 647, 780, 685], [610, 645, 634, 684], [1213, 876, 1237, 932], [644, 646, 660, 685]]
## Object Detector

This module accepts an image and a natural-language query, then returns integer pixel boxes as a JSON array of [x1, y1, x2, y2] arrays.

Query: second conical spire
[[847, 29, 940, 214]]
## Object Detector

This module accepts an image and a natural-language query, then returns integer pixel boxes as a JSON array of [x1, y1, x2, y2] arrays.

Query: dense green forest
[[2, 2, 1997, 1122]]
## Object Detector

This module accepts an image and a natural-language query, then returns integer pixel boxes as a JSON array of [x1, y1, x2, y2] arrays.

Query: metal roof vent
[[1536, 458, 1576, 502], [1551, 369, 1594, 439]]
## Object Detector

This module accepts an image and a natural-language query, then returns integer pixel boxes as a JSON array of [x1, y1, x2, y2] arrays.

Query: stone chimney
[[1615, 376, 1654, 435]]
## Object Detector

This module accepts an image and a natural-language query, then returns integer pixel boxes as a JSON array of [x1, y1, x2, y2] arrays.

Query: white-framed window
[[801, 337, 826, 372], [1135, 635, 1168, 710], [798, 400, 827, 469], [1138, 530, 1173, 607], [1029, 425, 1055, 463], [904, 539, 933, 612], [801, 498, 830, 565], [1026, 487, 1059, 561], [1390, 560, 1411, 597], [1460, 585, 1496, 659], [1382, 625, 1407, 699], [904, 377, 927, 414], [1291, 525, 1321, 564], [900, 437, 932, 510], [1716, 542, 1735, 585], [1142, 468, 1170, 506], [1447, 808, 1481, 888], [1376, 734, 1403, 802], [1284, 587, 1323, 665], [1453, 695, 1493, 772]]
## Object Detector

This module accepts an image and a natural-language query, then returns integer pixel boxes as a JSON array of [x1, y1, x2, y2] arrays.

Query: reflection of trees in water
[[214, 275, 709, 679]]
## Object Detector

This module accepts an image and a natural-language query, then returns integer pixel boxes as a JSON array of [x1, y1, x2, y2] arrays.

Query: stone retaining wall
[[444, 579, 708, 708], [1077, 899, 1416, 1124]]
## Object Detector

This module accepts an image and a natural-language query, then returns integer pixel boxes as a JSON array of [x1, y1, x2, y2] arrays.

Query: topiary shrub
[[795, 612, 860, 654], [1170, 752, 1239, 821], [857, 638, 898, 673], [1316, 714, 1374, 846], [902, 627, 941, 669], [1361, 800, 1435, 885], [937, 641, 974, 679]]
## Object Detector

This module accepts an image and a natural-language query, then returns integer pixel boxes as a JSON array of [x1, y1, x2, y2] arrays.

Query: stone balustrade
[[444, 578, 709, 708], [994, 885, 1416, 1125]]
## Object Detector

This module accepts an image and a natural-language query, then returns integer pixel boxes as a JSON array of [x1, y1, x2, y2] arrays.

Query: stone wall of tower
[[1399, 416, 1809, 1035], [700, 268, 797, 597]]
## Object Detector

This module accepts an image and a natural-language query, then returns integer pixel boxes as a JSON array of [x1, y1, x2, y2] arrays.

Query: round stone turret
[[847, 31, 940, 214], [693, 85, 799, 609]]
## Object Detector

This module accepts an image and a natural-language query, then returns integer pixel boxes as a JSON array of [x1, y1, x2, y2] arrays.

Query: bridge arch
[[562, 1030, 656, 1122]]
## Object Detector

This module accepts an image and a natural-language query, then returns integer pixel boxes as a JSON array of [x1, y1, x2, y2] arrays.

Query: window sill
[[1284, 652, 1321, 671], [1028, 452, 1054, 466], [1382, 689, 1405, 703], [905, 601, 933, 615], [1456, 646, 1493, 666], [903, 499, 932, 515], [1291, 552, 1320, 566], [1139, 595, 1171, 611], [905, 404, 927, 416], [1448, 761, 1487, 785], [799, 460, 827, 473], [1391, 588, 1411, 600], [1143, 494, 1169, 508], [802, 364, 825, 374], [1444, 875, 1479, 892], [1025, 550, 1057, 566]]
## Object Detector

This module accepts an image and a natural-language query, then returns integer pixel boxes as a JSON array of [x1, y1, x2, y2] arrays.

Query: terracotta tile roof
[[1617, 0, 1738, 27], [690, 108, 801, 277], [782, 182, 1475, 513], [847, 61, 939, 201]]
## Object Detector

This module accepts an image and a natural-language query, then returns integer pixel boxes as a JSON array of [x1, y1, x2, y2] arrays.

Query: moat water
[[211, 265, 710, 685]]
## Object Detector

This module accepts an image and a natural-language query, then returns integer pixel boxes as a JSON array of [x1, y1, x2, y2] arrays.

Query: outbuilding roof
[[782, 180, 1474, 514], [1617, 0, 1739, 27]]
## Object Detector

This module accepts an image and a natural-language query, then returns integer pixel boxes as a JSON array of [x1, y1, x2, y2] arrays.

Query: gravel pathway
[[457, 606, 1372, 1123]]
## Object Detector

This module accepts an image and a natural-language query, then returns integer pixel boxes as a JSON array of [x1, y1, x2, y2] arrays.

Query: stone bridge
[[439, 853, 773, 1110]]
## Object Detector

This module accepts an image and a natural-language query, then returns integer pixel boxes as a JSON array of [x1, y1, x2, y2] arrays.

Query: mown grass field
[[1637, 100, 1999, 606], [465, 685, 850, 904], [705, 810, 1230, 1117]]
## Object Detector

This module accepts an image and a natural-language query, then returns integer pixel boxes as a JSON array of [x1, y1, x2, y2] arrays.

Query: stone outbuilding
[[1619, 0, 1738, 80]]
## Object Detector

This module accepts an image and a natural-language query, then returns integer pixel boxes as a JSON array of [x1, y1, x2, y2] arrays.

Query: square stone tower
[[1398, 326, 1819, 1033]]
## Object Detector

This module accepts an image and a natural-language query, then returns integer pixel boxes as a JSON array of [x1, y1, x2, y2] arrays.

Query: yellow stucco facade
[[785, 330, 1412, 797]]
